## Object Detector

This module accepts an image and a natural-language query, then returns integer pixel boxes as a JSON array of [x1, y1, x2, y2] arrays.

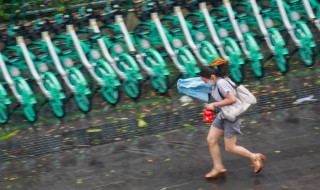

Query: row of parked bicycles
[[0, 0, 319, 124]]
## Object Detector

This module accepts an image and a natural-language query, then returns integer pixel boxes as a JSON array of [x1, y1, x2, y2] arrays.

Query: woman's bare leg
[[224, 135, 255, 160], [224, 135, 266, 173], [206, 126, 225, 174]]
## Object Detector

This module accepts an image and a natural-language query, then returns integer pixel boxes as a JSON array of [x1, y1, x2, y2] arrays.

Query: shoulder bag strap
[[217, 77, 238, 99], [217, 86, 224, 99], [223, 77, 237, 89]]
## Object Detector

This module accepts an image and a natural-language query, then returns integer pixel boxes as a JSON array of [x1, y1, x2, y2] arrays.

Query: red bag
[[203, 109, 214, 123]]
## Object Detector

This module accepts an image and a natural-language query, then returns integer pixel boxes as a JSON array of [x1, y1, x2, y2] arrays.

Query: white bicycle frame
[[174, 6, 207, 65], [89, 19, 127, 80], [223, 0, 251, 58], [67, 24, 106, 86], [151, 12, 186, 73], [0, 53, 23, 102], [249, 0, 275, 53], [42, 31, 76, 93], [302, 0, 320, 31], [199, 2, 228, 59], [115, 15, 155, 76], [276, 0, 302, 47], [16, 36, 52, 99]]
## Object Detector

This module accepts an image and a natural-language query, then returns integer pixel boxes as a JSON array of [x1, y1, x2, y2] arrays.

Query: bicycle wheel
[[124, 80, 141, 99], [49, 99, 65, 118], [101, 86, 121, 105], [299, 46, 315, 67]]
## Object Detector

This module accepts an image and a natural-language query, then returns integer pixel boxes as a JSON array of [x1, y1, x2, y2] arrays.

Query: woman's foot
[[205, 168, 227, 180], [251, 153, 266, 173]]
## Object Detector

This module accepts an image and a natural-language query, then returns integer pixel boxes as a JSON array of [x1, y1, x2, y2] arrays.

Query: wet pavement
[[0, 99, 319, 190], [0, 14, 320, 190]]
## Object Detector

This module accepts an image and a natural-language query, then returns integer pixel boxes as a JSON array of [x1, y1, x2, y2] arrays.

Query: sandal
[[252, 153, 266, 173], [205, 169, 227, 180]]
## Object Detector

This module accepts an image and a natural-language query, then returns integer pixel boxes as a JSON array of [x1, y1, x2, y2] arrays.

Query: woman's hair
[[199, 58, 229, 79]]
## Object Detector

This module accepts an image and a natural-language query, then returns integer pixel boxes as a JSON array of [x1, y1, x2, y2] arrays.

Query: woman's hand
[[206, 92, 236, 110], [206, 103, 217, 110]]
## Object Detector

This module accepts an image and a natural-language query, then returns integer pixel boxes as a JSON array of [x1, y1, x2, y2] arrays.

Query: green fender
[[295, 21, 316, 47], [178, 47, 197, 65], [198, 40, 220, 63], [295, 21, 314, 38], [268, 28, 289, 55], [224, 37, 242, 56], [15, 77, 37, 104], [268, 28, 286, 45], [144, 49, 167, 67], [95, 60, 121, 86], [177, 48, 200, 77], [68, 67, 91, 95], [144, 49, 170, 75], [119, 53, 143, 80], [118, 53, 141, 71], [43, 72, 66, 99], [0, 84, 11, 104], [96, 59, 118, 78], [223, 38, 245, 65], [243, 33, 264, 59]]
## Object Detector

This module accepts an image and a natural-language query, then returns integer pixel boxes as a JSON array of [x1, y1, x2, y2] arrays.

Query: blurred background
[[0, 0, 319, 189]]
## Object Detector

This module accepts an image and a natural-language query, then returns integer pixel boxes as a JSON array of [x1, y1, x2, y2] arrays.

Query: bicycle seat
[[88, 33, 102, 40], [156, 46, 167, 54], [110, 32, 123, 41], [193, 22, 206, 30], [288, 0, 300, 5], [216, 16, 229, 23], [137, 29, 151, 37], [128, 51, 137, 57], [35, 52, 49, 60], [261, 8, 272, 14], [236, 13, 247, 19], [60, 47, 74, 56], [7, 56, 21, 64], [170, 26, 182, 34]]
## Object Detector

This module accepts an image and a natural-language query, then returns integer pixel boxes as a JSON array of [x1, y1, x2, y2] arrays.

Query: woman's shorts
[[211, 113, 243, 138]]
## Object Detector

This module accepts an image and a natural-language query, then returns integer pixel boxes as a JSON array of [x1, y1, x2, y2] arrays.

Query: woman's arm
[[206, 92, 236, 110]]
